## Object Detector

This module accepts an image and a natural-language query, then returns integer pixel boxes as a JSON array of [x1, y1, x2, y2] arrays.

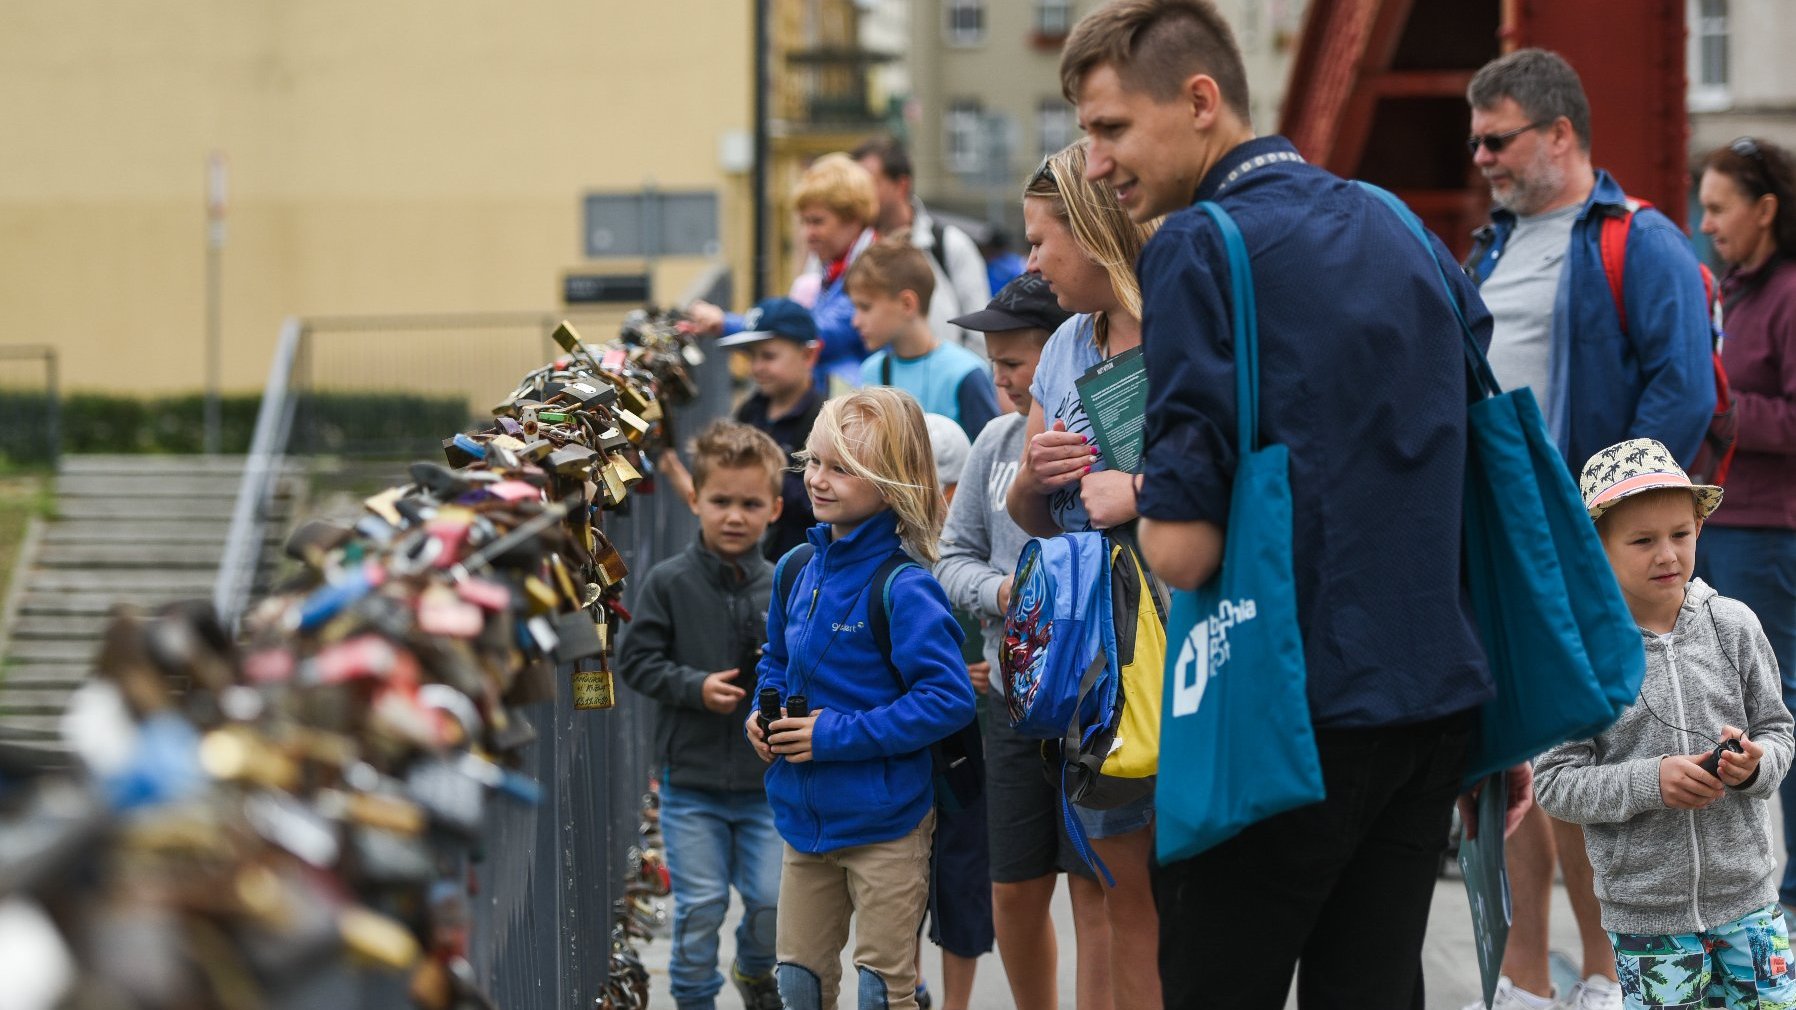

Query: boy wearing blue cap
[[664, 297, 823, 560]]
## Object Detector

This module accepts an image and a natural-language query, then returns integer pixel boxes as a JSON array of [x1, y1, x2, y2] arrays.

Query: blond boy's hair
[[803, 387, 946, 563], [792, 153, 879, 227], [689, 420, 787, 497], [844, 234, 937, 315]]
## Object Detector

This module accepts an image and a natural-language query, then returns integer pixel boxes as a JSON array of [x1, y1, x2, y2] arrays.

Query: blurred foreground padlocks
[[0, 311, 695, 1010]]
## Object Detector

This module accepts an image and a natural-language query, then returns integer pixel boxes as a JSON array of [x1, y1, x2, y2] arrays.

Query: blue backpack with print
[[1002, 533, 1116, 743]]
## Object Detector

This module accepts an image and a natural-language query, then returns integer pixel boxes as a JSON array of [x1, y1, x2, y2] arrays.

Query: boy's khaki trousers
[[775, 811, 934, 1010]]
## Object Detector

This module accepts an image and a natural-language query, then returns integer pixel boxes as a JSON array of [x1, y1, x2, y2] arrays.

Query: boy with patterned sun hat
[[1534, 437, 1795, 1010]]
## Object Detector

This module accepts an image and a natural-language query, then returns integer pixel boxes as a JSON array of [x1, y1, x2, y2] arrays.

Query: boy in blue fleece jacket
[[746, 387, 977, 1010]]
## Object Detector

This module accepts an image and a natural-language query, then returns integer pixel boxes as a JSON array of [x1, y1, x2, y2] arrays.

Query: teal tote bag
[[1155, 201, 1325, 864], [1359, 183, 1644, 783]]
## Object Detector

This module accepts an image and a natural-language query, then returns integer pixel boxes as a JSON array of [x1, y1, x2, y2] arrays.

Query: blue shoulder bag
[[1154, 201, 1326, 864], [1359, 182, 1645, 784]]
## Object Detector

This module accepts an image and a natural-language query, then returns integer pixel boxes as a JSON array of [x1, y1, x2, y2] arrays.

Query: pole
[[752, 0, 770, 303], [205, 152, 228, 455]]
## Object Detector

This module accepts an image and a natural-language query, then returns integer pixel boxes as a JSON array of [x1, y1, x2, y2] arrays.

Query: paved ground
[[637, 801, 1785, 1008]]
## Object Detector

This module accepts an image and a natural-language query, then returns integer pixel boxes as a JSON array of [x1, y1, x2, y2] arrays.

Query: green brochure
[[1075, 345, 1149, 473], [1460, 770, 1513, 1010]]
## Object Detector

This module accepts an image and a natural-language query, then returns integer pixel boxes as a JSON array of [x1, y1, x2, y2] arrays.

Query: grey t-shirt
[[1481, 203, 1579, 420], [934, 411, 1030, 692]]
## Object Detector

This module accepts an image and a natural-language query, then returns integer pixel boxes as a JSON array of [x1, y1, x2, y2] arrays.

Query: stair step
[[9, 615, 112, 640], [58, 455, 265, 476], [56, 474, 279, 498], [0, 690, 75, 716], [0, 737, 71, 766], [41, 522, 279, 545], [36, 543, 227, 569], [0, 715, 64, 741], [55, 500, 283, 521], [27, 570, 219, 593], [21, 591, 213, 616], [5, 641, 99, 664], [1, 665, 92, 689]]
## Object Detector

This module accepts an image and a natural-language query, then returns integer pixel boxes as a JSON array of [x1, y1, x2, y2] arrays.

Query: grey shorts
[[981, 708, 1097, 883]]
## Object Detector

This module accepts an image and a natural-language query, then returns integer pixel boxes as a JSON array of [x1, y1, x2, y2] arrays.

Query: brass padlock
[[607, 452, 642, 489], [571, 663, 615, 710], [614, 407, 650, 444]]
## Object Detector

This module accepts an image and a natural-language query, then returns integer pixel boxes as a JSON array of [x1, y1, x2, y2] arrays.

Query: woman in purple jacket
[[1696, 135, 1796, 909]]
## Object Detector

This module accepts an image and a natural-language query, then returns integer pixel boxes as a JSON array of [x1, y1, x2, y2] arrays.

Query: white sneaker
[[1571, 974, 1622, 1010], [1462, 976, 1564, 1010]]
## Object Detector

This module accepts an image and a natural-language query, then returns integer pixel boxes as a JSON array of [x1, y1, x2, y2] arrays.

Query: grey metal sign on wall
[[584, 190, 720, 258]]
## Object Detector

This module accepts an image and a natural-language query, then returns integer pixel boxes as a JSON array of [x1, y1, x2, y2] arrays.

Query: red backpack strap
[[1697, 262, 1724, 349], [1598, 199, 1645, 334]]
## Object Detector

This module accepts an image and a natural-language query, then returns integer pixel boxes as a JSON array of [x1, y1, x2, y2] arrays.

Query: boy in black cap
[[931, 274, 1111, 1010], [663, 297, 823, 560]]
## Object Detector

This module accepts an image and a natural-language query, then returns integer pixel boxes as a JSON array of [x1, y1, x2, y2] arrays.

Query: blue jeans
[[1697, 526, 1796, 905], [660, 782, 783, 1008]]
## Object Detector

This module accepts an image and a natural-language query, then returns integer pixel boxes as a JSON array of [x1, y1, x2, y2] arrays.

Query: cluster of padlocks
[[0, 311, 697, 1010]]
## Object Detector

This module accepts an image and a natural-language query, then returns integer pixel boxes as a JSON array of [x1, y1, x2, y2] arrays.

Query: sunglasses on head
[[1732, 136, 1765, 162], [1467, 119, 1553, 155]]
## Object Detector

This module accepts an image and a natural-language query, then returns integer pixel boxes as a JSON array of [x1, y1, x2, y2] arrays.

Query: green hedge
[[0, 390, 475, 464]]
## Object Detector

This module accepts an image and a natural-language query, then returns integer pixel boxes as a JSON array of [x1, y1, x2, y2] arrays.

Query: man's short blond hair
[[844, 234, 936, 314], [1059, 0, 1250, 121], [791, 153, 879, 226]]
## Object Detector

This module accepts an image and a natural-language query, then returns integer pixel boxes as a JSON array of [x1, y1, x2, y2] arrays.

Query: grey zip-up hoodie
[[615, 536, 772, 792], [1535, 579, 1793, 934]]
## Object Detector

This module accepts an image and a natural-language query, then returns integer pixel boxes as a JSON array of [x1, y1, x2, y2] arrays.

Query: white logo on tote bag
[[1171, 598, 1258, 718]]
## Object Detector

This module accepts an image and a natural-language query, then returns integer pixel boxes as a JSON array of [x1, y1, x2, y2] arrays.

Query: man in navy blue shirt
[[1059, 2, 1522, 1006]]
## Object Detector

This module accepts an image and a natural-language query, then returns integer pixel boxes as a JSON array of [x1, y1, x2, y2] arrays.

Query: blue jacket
[[756, 511, 975, 853], [1467, 170, 1715, 469]]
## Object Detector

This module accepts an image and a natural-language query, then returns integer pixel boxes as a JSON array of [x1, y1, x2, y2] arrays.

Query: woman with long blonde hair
[[1004, 137, 1164, 1010]]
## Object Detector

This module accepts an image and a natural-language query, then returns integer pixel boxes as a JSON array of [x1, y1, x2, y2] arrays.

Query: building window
[[945, 0, 986, 46], [946, 101, 984, 175], [1037, 98, 1078, 160], [1035, 0, 1073, 38], [1689, 0, 1731, 110]]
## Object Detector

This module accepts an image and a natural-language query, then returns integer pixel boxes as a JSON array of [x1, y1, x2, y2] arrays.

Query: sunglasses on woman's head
[[1732, 136, 1765, 162], [1467, 120, 1554, 155]]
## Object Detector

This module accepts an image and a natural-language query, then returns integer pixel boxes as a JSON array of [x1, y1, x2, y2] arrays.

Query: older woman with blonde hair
[[688, 152, 880, 388], [1005, 137, 1163, 1010]]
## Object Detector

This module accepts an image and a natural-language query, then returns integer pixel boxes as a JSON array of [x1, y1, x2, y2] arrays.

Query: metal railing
[[214, 319, 302, 631], [0, 345, 61, 470], [214, 266, 737, 1003]]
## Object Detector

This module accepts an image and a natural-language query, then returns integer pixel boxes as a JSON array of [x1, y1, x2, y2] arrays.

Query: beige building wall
[[906, 0, 1306, 234], [0, 0, 754, 396], [1687, 0, 1796, 156]]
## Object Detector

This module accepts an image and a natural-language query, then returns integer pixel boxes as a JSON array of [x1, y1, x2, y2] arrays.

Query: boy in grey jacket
[[936, 275, 1110, 1010], [1535, 438, 1796, 1009], [615, 421, 787, 1010]]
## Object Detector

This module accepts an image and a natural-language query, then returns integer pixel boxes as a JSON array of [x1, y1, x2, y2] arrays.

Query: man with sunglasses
[[1461, 48, 1717, 1010]]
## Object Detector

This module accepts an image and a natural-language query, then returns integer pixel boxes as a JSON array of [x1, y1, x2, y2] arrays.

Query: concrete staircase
[[0, 455, 295, 752]]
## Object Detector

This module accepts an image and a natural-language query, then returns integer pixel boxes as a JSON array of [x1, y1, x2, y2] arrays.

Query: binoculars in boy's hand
[[756, 688, 809, 738], [1698, 737, 1745, 778]]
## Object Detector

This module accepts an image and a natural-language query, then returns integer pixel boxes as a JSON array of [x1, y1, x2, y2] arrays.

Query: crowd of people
[[615, 2, 1796, 1008]]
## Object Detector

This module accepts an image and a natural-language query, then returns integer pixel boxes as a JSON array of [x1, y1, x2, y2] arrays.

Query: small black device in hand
[[757, 687, 781, 738], [785, 694, 809, 720], [1698, 737, 1745, 778]]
